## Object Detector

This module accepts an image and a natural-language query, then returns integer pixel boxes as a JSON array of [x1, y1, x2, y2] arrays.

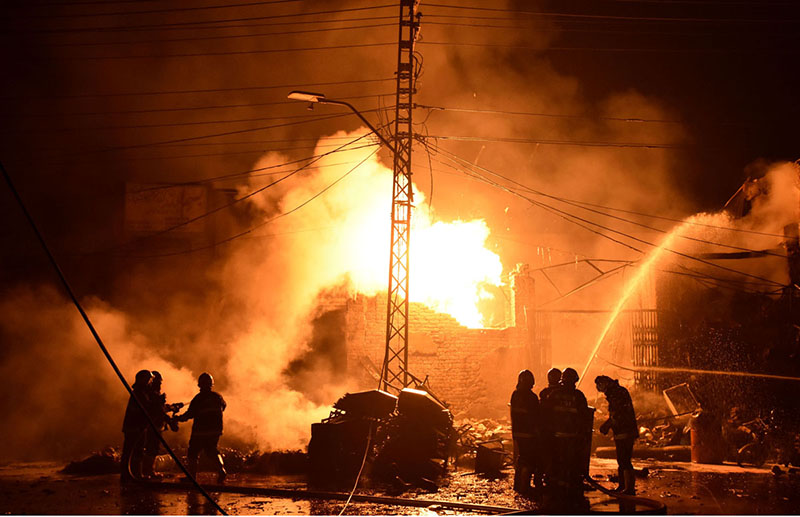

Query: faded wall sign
[[124, 183, 208, 234]]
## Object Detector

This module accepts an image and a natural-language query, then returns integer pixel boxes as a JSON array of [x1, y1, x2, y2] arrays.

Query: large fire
[[255, 129, 504, 328]]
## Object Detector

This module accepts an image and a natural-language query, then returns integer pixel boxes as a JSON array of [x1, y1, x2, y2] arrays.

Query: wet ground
[[2, 457, 800, 515]]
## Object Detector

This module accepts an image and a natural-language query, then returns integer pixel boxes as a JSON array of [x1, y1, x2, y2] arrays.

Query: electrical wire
[[104, 129, 383, 255], [423, 3, 800, 24], [46, 22, 397, 47], [422, 133, 691, 149], [12, 4, 396, 33], [425, 143, 786, 287], [15, 0, 305, 18], [0, 160, 228, 515], [14, 107, 393, 133], [418, 40, 800, 53], [51, 41, 396, 60], [127, 146, 380, 259], [12, 93, 394, 118], [10, 15, 398, 35], [1, 77, 394, 100], [338, 423, 373, 516]]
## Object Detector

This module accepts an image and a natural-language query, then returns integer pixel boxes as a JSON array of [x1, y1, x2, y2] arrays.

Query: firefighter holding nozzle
[[176, 372, 227, 484], [595, 375, 639, 495], [510, 369, 542, 495]]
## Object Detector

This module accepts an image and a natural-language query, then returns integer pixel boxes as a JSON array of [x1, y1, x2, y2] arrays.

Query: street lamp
[[287, 90, 394, 151]]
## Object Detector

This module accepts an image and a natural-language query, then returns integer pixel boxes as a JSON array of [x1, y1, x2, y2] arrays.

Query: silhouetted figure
[[510, 369, 541, 495], [543, 367, 588, 502], [595, 375, 639, 495], [538, 367, 561, 486], [539, 368, 562, 403], [177, 372, 227, 484], [121, 369, 152, 483], [142, 371, 181, 479]]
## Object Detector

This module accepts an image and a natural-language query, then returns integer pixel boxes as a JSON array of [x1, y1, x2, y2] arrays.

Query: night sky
[[1, 0, 798, 287]]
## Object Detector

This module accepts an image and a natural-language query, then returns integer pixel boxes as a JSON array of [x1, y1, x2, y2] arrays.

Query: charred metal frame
[[381, 0, 420, 392]]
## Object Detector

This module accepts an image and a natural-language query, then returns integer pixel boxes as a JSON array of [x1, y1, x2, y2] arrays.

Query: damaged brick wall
[[343, 264, 549, 418]]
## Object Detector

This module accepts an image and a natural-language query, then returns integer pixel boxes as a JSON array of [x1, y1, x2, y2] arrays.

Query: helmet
[[561, 367, 579, 385], [517, 369, 535, 390], [134, 369, 152, 387], [594, 375, 613, 392], [151, 371, 162, 383], [198, 372, 214, 390], [547, 368, 562, 385]]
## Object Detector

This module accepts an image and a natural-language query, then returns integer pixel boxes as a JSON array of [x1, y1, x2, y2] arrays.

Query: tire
[[737, 443, 767, 468]]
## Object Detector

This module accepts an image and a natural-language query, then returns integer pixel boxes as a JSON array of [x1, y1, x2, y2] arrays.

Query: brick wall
[[342, 264, 550, 418]]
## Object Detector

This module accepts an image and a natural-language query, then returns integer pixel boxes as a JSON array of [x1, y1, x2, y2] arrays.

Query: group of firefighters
[[121, 366, 636, 497], [510, 367, 639, 500], [120, 370, 227, 484]]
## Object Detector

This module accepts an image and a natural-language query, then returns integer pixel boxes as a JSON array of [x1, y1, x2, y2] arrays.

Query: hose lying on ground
[[583, 474, 667, 514]]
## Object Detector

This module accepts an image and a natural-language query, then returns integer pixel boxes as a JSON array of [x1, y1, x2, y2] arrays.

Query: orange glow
[[257, 129, 504, 328]]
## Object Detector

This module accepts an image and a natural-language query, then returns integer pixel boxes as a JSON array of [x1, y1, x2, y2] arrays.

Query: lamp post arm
[[319, 99, 395, 152]]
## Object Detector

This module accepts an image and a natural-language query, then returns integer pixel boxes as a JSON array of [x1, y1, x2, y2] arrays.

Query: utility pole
[[380, 0, 420, 392]]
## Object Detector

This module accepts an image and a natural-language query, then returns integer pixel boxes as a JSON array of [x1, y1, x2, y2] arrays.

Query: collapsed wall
[[341, 265, 551, 418]]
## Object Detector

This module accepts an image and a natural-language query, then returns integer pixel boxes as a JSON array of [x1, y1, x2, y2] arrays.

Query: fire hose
[[140, 469, 667, 515], [1, 161, 227, 516], [583, 474, 667, 514]]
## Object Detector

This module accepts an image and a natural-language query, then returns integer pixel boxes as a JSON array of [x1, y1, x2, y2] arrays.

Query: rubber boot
[[141, 455, 163, 480], [216, 454, 227, 484], [614, 467, 625, 492], [514, 465, 531, 494], [181, 456, 198, 483], [622, 469, 636, 495]]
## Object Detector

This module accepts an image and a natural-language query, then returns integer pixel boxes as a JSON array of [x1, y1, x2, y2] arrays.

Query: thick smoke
[[2, 0, 796, 460]]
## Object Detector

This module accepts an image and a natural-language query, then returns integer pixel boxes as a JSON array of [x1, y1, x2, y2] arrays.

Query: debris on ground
[[61, 448, 119, 476]]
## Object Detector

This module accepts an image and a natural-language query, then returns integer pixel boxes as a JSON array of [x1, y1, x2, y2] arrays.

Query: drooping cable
[[0, 160, 228, 515]]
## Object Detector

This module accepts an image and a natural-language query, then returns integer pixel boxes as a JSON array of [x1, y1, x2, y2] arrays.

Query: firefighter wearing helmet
[[595, 375, 639, 495], [541, 367, 589, 501], [509, 369, 542, 495], [176, 372, 227, 484], [120, 369, 152, 483]]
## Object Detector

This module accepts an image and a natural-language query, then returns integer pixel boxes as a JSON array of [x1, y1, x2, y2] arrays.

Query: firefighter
[[544, 367, 588, 499], [538, 367, 561, 485], [120, 369, 152, 483], [510, 369, 541, 495], [595, 375, 639, 495], [141, 371, 179, 479], [539, 368, 562, 402], [176, 372, 227, 484]]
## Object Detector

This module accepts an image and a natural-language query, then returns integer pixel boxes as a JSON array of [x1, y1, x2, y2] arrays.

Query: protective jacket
[[544, 385, 588, 438], [539, 384, 559, 403], [604, 381, 639, 440], [122, 385, 150, 433], [510, 388, 539, 439], [180, 390, 226, 437]]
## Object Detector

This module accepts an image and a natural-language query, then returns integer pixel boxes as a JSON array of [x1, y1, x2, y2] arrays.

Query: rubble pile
[[61, 448, 119, 476], [308, 388, 454, 490]]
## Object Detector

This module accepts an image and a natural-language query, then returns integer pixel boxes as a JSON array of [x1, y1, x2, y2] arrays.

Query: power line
[[13, 107, 391, 132], [14, 0, 304, 18], [46, 22, 396, 47], [9, 92, 394, 117], [422, 134, 690, 149], [417, 103, 749, 127], [102, 129, 383, 255], [12, 4, 396, 33], [50, 41, 395, 60], [126, 146, 380, 259], [10, 15, 397, 34], [423, 3, 800, 23], [0, 77, 394, 100], [428, 144, 786, 287], [418, 40, 800, 54]]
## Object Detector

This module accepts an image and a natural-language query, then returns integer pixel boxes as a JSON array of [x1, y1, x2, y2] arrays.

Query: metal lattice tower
[[380, 0, 420, 392]]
